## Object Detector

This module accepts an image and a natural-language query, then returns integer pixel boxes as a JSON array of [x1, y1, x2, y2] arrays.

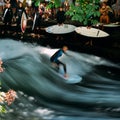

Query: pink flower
[[0, 59, 4, 72], [5, 90, 17, 105]]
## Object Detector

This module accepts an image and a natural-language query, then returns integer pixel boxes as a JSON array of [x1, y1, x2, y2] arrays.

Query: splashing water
[[0, 39, 120, 120]]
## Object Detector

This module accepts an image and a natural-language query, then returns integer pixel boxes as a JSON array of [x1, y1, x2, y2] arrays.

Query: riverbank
[[0, 19, 120, 63]]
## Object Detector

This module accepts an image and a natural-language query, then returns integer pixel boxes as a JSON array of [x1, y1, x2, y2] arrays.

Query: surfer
[[50, 46, 68, 78]]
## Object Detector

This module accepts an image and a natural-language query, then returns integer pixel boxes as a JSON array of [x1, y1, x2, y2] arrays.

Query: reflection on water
[[0, 39, 120, 120]]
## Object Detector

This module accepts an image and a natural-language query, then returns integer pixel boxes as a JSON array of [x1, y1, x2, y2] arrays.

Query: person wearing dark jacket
[[14, 2, 27, 33], [50, 46, 68, 78], [32, 7, 43, 31], [56, 7, 66, 40], [56, 7, 66, 25], [2, 3, 13, 34], [31, 7, 43, 38]]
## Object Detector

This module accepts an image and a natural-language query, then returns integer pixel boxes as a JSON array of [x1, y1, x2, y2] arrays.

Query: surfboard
[[51, 64, 82, 84], [75, 26, 109, 38], [32, 13, 37, 31], [103, 23, 120, 27], [21, 12, 27, 33], [46, 24, 76, 34], [59, 68, 82, 84], [62, 74, 82, 84]]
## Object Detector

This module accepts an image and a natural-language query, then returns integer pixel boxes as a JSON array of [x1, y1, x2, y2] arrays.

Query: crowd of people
[[0, 0, 120, 38], [0, 0, 67, 38], [0, 0, 45, 36]]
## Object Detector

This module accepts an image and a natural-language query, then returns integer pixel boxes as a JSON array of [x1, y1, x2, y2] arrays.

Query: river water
[[0, 39, 120, 120]]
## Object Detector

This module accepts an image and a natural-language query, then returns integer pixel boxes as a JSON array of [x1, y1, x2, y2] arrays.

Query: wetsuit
[[50, 49, 66, 73]]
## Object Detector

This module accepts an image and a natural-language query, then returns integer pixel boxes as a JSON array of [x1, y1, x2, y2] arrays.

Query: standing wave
[[0, 39, 120, 120]]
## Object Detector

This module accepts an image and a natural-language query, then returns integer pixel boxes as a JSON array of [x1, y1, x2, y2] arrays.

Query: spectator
[[4, 0, 10, 4], [31, 7, 43, 38], [99, 2, 113, 24], [2, 3, 13, 34], [56, 7, 66, 26], [112, 0, 120, 19], [14, 2, 27, 34]]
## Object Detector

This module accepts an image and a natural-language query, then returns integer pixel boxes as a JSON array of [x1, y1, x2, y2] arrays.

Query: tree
[[33, 0, 101, 26], [66, 0, 101, 26]]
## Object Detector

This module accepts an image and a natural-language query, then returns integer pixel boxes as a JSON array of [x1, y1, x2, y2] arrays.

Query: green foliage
[[46, 0, 61, 9], [33, 0, 61, 8], [46, 0, 100, 26], [0, 82, 7, 114], [0, 105, 7, 113], [32, 0, 44, 7], [66, 0, 101, 26], [35, 0, 40, 7]]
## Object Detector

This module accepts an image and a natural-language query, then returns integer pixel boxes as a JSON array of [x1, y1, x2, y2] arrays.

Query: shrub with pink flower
[[0, 59, 17, 113], [5, 89, 17, 105], [0, 59, 4, 72]]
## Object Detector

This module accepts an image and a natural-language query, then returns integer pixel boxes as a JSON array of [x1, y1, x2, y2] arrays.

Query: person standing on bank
[[32, 7, 43, 38], [14, 2, 27, 34], [50, 46, 68, 78], [2, 3, 13, 34], [56, 7, 66, 26], [112, 0, 120, 19], [56, 7, 66, 40]]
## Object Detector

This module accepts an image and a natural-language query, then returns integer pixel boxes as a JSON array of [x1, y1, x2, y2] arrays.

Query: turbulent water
[[0, 39, 120, 120]]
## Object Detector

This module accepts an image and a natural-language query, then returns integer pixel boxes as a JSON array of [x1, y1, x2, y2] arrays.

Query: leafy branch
[[66, 0, 100, 26]]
